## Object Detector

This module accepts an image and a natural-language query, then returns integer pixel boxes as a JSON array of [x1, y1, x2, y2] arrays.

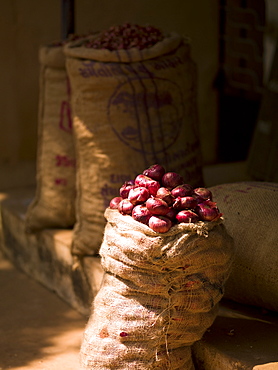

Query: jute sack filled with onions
[[209, 181, 278, 312], [25, 42, 76, 231], [80, 165, 234, 369], [64, 23, 204, 256]]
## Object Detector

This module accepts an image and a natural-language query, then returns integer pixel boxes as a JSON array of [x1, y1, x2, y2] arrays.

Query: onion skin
[[146, 197, 170, 215], [132, 205, 152, 225], [143, 164, 165, 181], [120, 180, 136, 199], [196, 203, 222, 221], [173, 196, 197, 211], [148, 215, 172, 233], [165, 207, 177, 221], [193, 187, 212, 201], [128, 187, 150, 205], [118, 199, 134, 215], [109, 196, 123, 209], [176, 210, 199, 224], [156, 187, 175, 206], [171, 184, 193, 198], [162, 172, 184, 189], [202, 200, 218, 208], [134, 174, 160, 196]]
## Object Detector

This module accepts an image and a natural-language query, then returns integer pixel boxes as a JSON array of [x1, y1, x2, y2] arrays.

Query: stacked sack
[[63, 23, 204, 256], [26, 23, 205, 256], [209, 181, 278, 313], [25, 40, 77, 231]]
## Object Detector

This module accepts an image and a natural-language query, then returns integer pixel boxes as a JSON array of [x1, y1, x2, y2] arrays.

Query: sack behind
[[209, 181, 278, 312], [25, 45, 76, 231], [64, 33, 204, 256]]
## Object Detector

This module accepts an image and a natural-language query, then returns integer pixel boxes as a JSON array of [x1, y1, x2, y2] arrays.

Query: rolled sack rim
[[39, 44, 66, 69], [63, 32, 190, 63], [104, 208, 223, 238]]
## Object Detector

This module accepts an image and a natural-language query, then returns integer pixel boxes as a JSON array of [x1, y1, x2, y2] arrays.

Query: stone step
[[1, 187, 277, 369], [0, 187, 103, 317], [192, 299, 278, 369]]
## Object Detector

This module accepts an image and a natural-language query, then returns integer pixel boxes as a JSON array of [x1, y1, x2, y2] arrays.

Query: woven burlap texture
[[25, 44, 76, 231], [64, 33, 204, 256], [210, 181, 278, 312], [80, 208, 234, 369]]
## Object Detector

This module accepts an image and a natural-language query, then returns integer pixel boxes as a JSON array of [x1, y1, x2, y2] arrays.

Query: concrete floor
[[2, 245, 278, 370], [0, 250, 87, 370], [0, 160, 262, 370]]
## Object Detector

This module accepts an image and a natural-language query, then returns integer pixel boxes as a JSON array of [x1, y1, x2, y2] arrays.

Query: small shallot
[[156, 187, 175, 206], [148, 215, 172, 233], [119, 180, 136, 199], [134, 174, 160, 196], [143, 164, 165, 181], [128, 187, 150, 204], [109, 196, 123, 209], [132, 205, 152, 225], [173, 196, 197, 211], [196, 202, 222, 221], [161, 172, 184, 189], [176, 210, 199, 224], [118, 199, 134, 215], [171, 184, 193, 197], [146, 197, 170, 215], [193, 187, 212, 201], [164, 207, 177, 221]]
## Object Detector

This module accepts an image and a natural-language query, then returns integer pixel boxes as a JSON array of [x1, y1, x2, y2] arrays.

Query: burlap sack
[[80, 208, 234, 369], [209, 181, 278, 312], [64, 33, 204, 256], [25, 44, 76, 231]]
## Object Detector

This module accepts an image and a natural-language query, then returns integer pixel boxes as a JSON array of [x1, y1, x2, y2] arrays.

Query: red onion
[[148, 215, 172, 233], [156, 187, 175, 206], [143, 164, 165, 181], [119, 180, 136, 199], [109, 196, 123, 209], [134, 174, 160, 196], [118, 199, 134, 215], [202, 200, 218, 208], [146, 197, 170, 215], [173, 196, 197, 211], [193, 187, 212, 201], [112, 164, 222, 231], [164, 207, 177, 222], [128, 186, 150, 204], [161, 172, 184, 189], [176, 210, 199, 224], [171, 184, 193, 198], [132, 205, 152, 225], [196, 203, 222, 221]]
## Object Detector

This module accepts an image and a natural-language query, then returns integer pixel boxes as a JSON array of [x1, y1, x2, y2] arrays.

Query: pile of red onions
[[109, 164, 222, 233], [84, 23, 164, 50]]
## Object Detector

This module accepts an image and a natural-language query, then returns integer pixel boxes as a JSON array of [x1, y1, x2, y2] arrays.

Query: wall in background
[[0, 0, 220, 170], [264, 0, 278, 82]]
